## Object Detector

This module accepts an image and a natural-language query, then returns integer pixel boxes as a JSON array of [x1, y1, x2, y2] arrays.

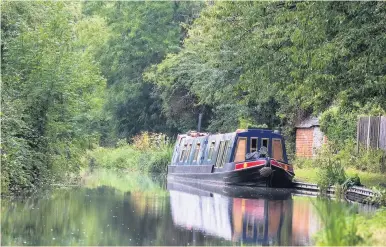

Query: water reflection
[[1, 172, 233, 246], [2, 171, 367, 246], [167, 180, 320, 245]]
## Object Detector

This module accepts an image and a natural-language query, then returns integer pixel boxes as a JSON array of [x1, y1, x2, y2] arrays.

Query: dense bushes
[[1, 2, 106, 195], [82, 132, 173, 174]]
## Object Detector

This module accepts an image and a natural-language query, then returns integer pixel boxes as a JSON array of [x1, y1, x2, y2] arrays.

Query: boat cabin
[[170, 128, 288, 170]]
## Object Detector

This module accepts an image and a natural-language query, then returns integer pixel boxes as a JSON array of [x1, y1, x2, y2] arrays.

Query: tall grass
[[313, 199, 386, 246], [313, 199, 364, 246], [355, 208, 386, 246], [81, 132, 173, 174]]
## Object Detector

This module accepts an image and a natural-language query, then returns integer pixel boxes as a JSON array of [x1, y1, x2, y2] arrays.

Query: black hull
[[167, 178, 292, 200], [168, 161, 294, 188]]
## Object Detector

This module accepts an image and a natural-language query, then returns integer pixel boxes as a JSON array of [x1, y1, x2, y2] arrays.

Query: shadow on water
[[0, 170, 376, 246]]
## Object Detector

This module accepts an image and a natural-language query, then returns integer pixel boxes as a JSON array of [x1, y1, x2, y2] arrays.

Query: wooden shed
[[295, 116, 326, 158]]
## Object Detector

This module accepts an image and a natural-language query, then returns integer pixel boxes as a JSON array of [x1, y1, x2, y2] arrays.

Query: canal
[[1, 170, 376, 246]]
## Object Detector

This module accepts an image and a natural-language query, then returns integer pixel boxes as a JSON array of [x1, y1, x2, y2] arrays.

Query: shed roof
[[296, 116, 320, 128]]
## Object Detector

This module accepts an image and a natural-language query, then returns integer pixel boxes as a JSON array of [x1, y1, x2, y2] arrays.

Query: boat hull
[[167, 159, 294, 188]]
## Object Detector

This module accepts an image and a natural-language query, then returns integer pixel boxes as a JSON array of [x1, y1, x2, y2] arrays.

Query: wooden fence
[[357, 116, 386, 151]]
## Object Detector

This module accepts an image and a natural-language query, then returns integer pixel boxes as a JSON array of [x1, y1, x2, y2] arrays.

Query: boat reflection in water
[[167, 179, 320, 246]]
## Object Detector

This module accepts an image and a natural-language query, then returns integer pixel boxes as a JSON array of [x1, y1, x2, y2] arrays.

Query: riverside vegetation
[[2, 1, 386, 196], [2, 2, 386, 246], [312, 199, 386, 246], [294, 140, 386, 205], [81, 132, 173, 174]]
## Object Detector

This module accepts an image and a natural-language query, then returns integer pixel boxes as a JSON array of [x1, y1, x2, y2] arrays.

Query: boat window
[[250, 138, 258, 153], [193, 142, 200, 162], [272, 139, 284, 161], [234, 137, 247, 162], [179, 144, 187, 162], [178, 137, 184, 148], [207, 141, 215, 160], [261, 138, 269, 149], [215, 141, 226, 167], [184, 143, 193, 162], [219, 140, 230, 168]]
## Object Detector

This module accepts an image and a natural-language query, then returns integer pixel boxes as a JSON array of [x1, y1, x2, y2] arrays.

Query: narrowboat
[[168, 128, 294, 188]]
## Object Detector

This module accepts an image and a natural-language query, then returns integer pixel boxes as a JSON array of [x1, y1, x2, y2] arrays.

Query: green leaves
[[1, 2, 106, 194], [148, 1, 385, 139], [2, 1, 385, 194]]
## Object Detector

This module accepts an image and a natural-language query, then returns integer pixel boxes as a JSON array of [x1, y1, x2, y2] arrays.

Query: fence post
[[377, 116, 381, 149], [357, 116, 360, 153], [367, 116, 371, 150]]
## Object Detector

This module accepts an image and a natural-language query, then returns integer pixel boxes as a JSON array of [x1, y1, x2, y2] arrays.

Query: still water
[[1, 170, 373, 246]]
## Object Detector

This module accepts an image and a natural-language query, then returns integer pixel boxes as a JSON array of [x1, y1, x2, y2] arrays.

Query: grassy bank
[[81, 144, 172, 174], [81, 132, 173, 174], [293, 142, 386, 192], [295, 167, 386, 188], [356, 208, 386, 246]]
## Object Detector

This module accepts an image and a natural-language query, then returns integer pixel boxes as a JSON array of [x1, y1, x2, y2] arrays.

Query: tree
[[1, 1, 107, 193], [85, 1, 204, 140]]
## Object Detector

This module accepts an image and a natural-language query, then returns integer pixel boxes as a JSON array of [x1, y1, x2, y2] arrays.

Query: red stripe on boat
[[271, 159, 294, 173], [235, 160, 266, 170]]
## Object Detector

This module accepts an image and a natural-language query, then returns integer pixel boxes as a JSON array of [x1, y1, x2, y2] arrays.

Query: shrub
[[365, 187, 386, 206], [335, 140, 386, 173], [356, 147, 386, 173], [319, 107, 357, 144], [314, 144, 347, 192], [132, 131, 169, 151], [308, 139, 385, 191], [143, 147, 173, 174]]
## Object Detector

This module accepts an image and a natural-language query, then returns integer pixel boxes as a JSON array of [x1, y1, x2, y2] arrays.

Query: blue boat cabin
[[171, 128, 288, 169]]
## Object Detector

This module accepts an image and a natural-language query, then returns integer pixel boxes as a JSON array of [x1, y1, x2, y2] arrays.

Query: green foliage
[[356, 148, 386, 173], [85, 1, 205, 139], [313, 200, 364, 246], [320, 105, 386, 145], [147, 1, 386, 154], [365, 187, 386, 206], [293, 157, 314, 169], [2, 1, 386, 195], [314, 144, 347, 192], [333, 140, 386, 173], [346, 174, 362, 187], [295, 140, 385, 190], [295, 167, 386, 188], [1, 2, 106, 194], [82, 132, 173, 174], [355, 208, 386, 245], [319, 107, 357, 144]]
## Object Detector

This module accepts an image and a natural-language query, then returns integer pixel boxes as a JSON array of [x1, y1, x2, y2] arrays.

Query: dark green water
[[0, 170, 374, 246]]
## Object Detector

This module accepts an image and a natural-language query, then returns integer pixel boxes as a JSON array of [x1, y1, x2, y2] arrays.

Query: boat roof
[[178, 128, 283, 139]]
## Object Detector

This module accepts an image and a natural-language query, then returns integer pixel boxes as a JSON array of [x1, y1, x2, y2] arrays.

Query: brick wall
[[296, 128, 314, 158]]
